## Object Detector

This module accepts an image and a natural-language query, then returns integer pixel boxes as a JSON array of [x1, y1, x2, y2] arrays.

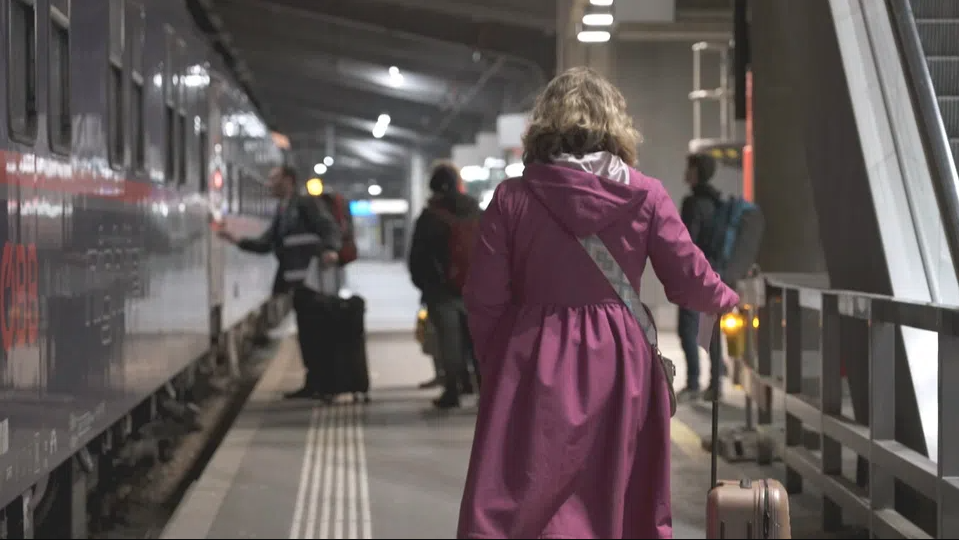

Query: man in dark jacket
[[408, 162, 481, 409], [678, 153, 726, 401], [218, 165, 342, 399]]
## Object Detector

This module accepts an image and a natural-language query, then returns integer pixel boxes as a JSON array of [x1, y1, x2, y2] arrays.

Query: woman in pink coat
[[457, 67, 740, 539]]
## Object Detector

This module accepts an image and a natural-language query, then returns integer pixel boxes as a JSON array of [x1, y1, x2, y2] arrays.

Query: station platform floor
[[160, 260, 857, 539]]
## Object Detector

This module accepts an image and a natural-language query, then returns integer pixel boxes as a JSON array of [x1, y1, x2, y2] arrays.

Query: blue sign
[[350, 200, 373, 217]]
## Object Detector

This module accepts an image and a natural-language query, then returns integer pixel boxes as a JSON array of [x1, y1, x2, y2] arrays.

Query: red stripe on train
[[1, 150, 188, 202]]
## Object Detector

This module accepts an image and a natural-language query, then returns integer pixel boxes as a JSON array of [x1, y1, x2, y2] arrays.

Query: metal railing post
[[868, 318, 896, 537], [784, 288, 804, 494], [937, 312, 959, 537], [820, 293, 844, 531]]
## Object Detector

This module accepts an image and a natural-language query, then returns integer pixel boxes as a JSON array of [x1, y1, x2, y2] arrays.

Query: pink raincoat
[[457, 153, 740, 539]]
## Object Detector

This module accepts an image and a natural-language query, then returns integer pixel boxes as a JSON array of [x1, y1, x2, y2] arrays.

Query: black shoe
[[676, 387, 700, 402], [432, 393, 460, 410], [419, 377, 443, 389], [284, 387, 319, 400]]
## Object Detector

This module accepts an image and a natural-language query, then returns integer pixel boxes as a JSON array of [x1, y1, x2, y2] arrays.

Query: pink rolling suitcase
[[704, 340, 792, 538]]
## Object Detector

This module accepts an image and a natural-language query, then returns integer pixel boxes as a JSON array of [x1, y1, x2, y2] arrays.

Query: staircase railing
[[885, 0, 959, 282], [730, 273, 959, 538]]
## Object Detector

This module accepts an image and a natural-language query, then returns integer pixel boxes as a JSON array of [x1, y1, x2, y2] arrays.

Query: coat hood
[[522, 152, 651, 238]]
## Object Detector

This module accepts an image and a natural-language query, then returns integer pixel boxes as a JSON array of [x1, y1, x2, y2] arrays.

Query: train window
[[225, 164, 234, 212], [198, 129, 208, 193], [236, 175, 242, 213], [107, 64, 123, 165], [177, 113, 187, 186], [163, 26, 176, 184], [7, 0, 38, 142], [48, 8, 71, 153], [129, 0, 145, 172], [164, 105, 175, 182], [107, 0, 124, 167], [131, 80, 144, 171]]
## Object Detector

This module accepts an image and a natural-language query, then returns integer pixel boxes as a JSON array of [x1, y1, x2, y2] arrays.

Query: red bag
[[430, 206, 479, 295], [324, 193, 358, 266]]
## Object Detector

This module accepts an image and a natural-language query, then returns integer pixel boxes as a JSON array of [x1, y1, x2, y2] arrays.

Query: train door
[[206, 77, 225, 337]]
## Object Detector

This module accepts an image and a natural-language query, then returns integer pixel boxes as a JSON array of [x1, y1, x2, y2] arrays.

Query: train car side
[[0, 0, 285, 535]]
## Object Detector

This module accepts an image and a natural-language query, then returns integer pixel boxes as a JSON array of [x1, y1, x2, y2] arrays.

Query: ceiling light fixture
[[589, 0, 613, 5], [505, 162, 525, 177], [582, 12, 614, 26], [577, 30, 611, 43], [313, 163, 328, 175], [372, 113, 391, 139], [388, 65, 404, 88]]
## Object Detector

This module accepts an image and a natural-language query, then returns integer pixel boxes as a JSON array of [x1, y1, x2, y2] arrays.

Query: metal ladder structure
[[688, 41, 743, 166]]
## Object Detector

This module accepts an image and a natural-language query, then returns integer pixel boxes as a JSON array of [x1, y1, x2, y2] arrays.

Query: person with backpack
[[408, 161, 481, 409], [217, 165, 342, 400], [319, 192, 359, 276], [678, 152, 727, 402]]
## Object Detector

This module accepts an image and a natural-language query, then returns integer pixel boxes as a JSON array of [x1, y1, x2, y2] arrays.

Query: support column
[[556, 0, 615, 76], [405, 152, 426, 254]]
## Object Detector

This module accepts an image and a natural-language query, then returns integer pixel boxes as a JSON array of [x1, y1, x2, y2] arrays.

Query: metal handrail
[[885, 0, 959, 285], [729, 273, 959, 538]]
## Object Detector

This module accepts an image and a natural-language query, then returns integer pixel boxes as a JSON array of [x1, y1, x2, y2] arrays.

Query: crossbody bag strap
[[578, 235, 660, 351]]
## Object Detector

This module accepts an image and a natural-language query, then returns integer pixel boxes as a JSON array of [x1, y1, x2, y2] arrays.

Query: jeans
[[426, 297, 470, 398], [677, 307, 725, 391]]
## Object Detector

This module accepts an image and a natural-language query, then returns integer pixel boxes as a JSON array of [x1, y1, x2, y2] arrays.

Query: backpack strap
[[578, 235, 678, 416], [578, 235, 660, 350], [429, 205, 457, 226]]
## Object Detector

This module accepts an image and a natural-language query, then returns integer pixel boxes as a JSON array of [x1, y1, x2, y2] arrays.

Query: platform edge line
[[671, 416, 706, 460], [159, 337, 297, 539], [290, 406, 321, 539]]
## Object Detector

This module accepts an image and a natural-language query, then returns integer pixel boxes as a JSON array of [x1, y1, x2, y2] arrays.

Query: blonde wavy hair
[[522, 67, 642, 166]]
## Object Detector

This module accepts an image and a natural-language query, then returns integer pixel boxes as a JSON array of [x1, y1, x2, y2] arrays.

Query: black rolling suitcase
[[324, 294, 371, 403]]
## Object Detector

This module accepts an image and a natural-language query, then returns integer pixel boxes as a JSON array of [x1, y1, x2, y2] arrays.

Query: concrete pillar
[[406, 152, 426, 254], [408, 152, 426, 220], [556, 0, 615, 76]]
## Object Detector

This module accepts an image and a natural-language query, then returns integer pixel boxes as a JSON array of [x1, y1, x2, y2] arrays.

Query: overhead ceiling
[[197, 0, 557, 193]]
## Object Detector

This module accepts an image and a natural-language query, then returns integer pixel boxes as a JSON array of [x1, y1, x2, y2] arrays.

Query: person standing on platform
[[456, 67, 739, 539], [408, 161, 482, 410], [217, 165, 342, 400], [677, 153, 727, 401]]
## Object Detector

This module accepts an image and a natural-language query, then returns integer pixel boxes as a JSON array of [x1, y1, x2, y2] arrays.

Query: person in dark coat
[[218, 165, 342, 399], [678, 153, 726, 401], [408, 162, 481, 409]]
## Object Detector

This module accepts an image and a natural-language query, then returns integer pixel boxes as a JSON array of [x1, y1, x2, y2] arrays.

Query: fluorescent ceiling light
[[484, 157, 506, 169], [368, 184, 382, 196], [577, 30, 611, 43], [372, 113, 391, 138], [505, 162, 525, 177], [589, 0, 613, 5], [583, 13, 614, 26], [388, 66, 404, 88], [461, 165, 490, 182]]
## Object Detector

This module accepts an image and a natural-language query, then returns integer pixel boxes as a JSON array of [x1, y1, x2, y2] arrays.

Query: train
[[0, 0, 286, 535]]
